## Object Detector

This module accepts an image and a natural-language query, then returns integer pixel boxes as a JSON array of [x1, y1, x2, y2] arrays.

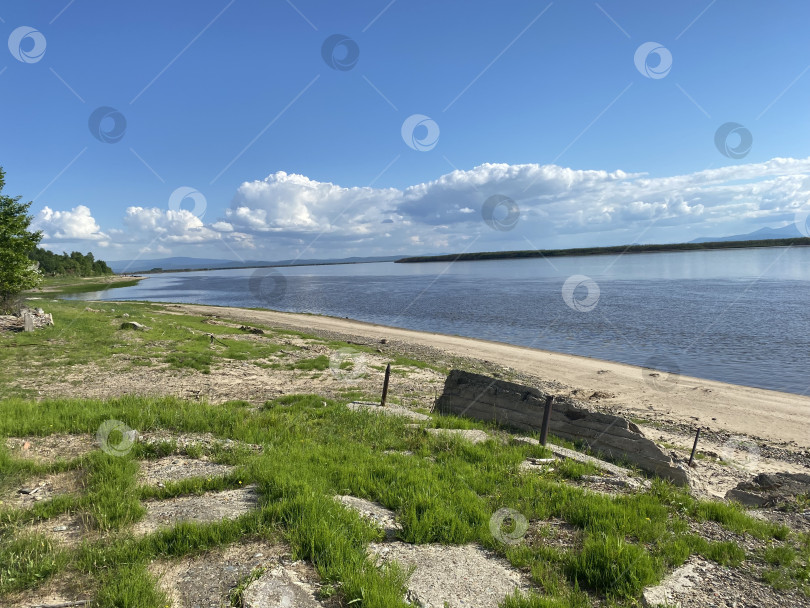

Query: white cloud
[[30, 157, 810, 259], [120, 207, 222, 244], [223, 159, 810, 252], [34, 205, 107, 241]]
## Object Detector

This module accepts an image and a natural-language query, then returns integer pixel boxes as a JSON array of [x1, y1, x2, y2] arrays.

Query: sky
[[2, 0, 810, 263]]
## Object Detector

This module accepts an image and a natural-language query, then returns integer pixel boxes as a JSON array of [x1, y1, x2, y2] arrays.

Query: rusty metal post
[[539, 395, 554, 446], [380, 363, 391, 407], [688, 427, 701, 467]]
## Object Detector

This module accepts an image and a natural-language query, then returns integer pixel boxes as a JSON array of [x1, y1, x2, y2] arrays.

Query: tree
[[0, 167, 42, 313]]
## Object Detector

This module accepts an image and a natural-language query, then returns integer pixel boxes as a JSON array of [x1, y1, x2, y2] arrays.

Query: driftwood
[[436, 370, 689, 486]]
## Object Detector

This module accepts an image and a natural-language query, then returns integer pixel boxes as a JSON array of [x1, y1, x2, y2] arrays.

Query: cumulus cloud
[[34, 205, 108, 242], [118, 207, 223, 244], [224, 159, 810, 249], [30, 157, 810, 259]]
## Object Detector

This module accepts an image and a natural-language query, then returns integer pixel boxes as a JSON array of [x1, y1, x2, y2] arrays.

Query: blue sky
[[2, 0, 810, 262]]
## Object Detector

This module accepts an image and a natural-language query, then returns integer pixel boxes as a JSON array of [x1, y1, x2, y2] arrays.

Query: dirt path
[[167, 303, 810, 449]]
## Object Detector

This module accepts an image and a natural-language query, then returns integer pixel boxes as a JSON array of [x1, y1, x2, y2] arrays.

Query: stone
[[642, 585, 677, 607], [23, 313, 34, 332], [242, 566, 322, 608], [725, 472, 810, 508], [120, 321, 150, 331]]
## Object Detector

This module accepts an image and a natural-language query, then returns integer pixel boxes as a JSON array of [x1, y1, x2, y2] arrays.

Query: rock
[[642, 585, 677, 607], [239, 325, 264, 335], [23, 313, 34, 332], [35, 307, 44, 314], [380, 338, 388, 344], [726, 472, 810, 508], [726, 489, 768, 508], [242, 566, 322, 608], [52, 525, 68, 532], [513, 436, 540, 446], [122, 313, 130, 318], [120, 321, 150, 331]]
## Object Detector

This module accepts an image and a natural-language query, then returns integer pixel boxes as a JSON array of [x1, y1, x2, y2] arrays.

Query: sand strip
[[165, 303, 810, 449]]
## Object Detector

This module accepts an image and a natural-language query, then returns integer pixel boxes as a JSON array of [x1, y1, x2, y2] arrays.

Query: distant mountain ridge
[[107, 255, 405, 274], [690, 224, 804, 243]]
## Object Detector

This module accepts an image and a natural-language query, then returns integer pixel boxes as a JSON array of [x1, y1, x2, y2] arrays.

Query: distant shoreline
[[396, 237, 810, 264]]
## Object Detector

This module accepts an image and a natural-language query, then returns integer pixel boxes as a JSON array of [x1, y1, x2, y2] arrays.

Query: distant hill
[[108, 255, 405, 274], [690, 224, 804, 243]]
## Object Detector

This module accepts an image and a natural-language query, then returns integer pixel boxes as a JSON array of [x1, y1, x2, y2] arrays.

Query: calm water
[[68, 247, 810, 395]]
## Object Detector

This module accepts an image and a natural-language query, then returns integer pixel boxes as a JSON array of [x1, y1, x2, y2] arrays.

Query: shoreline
[[163, 302, 810, 449]]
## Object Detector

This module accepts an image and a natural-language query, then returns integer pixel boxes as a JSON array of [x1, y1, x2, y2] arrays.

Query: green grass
[[292, 355, 331, 371], [0, 299, 387, 400], [1, 393, 794, 606], [0, 296, 806, 605], [0, 533, 69, 595], [29, 276, 143, 296]]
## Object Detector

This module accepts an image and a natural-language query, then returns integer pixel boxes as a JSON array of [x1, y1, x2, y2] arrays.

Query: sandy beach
[[169, 303, 810, 449]]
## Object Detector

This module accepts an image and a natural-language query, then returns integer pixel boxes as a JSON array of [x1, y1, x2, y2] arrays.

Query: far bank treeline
[[395, 237, 810, 264], [28, 248, 113, 277]]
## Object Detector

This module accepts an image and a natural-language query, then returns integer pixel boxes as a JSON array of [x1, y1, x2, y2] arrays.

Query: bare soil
[[5, 434, 97, 463], [1, 469, 84, 510]]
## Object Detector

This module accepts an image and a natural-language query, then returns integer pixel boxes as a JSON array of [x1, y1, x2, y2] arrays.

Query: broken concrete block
[[242, 566, 321, 608], [436, 370, 689, 486]]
